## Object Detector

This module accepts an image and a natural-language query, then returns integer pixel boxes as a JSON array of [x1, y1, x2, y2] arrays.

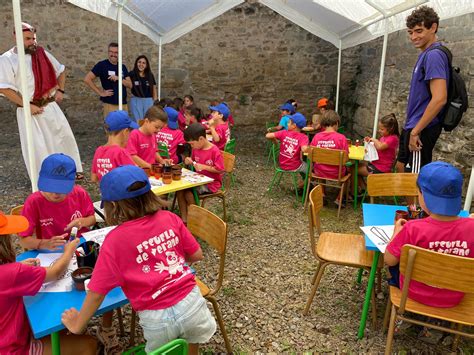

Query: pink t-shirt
[[126, 129, 157, 165], [211, 122, 230, 151], [310, 131, 349, 179], [227, 114, 235, 126], [192, 144, 224, 193], [273, 130, 309, 171], [88, 210, 200, 311], [91, 145, 135, 181], [178, 111, 186, 131], [156, 126, 186, 164], [0, 263, 46, 354], [386, 217, 474, 307], [19, 185, 95, 240], [371, 134, 399, 173]]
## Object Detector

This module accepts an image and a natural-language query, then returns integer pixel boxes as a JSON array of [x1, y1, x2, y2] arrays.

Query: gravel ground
[[1, 121, 473, 354]]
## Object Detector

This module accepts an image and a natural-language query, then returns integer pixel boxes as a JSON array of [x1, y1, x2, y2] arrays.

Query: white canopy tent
[[11, 0, 474, 208]]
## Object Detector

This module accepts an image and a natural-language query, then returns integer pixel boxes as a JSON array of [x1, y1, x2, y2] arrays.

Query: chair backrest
[[270, 142, 280, 169], [187, 205, 228, 293], [10, 205, 24, 215], [158, 141, 170, 158], [367, 173, 418, 203], [308, 185, 324, 255], [224, 138, 236, 154], [308, 147, 347, 181], [221, 151, 236, 192], [398, 245, 474, 312], [149, 338, 189, 355]]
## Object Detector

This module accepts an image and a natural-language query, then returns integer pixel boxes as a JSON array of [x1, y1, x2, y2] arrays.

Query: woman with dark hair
[[125, 55, 157, 122]]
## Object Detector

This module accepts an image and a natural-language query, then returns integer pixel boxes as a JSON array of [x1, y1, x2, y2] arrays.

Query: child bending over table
[[61, 165, 216, 355], [91, 110, 137, 182], [156, 107, 186, 164], [126, 106, 170, 169], [0, 212, 96, 354], [177, 123, 224, 223], [385, 161, 474, 307]]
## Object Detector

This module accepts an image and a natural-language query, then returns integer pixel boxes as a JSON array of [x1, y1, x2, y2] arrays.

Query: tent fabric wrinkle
[[68, 0, 474, 49]]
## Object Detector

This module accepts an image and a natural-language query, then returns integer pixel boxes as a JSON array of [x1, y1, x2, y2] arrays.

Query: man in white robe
[[0, 23, 83, 181]]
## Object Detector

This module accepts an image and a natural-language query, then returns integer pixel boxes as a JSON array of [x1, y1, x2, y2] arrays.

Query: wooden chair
[[303, 147, 351, 218], [187, 205, 232, 353], [384, 245, 474, 354], [367, 173, 418, 204], [199, 151, 235, 222], [267, 142, 303, 203], [10, 205, 23, 216], [224, 138, 236, 186], [303, 185, 382, 329], [123, 338, 188, 355], [265, 122, 278, 163]]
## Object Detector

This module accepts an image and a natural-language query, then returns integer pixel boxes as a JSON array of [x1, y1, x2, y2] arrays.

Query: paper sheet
[[181, 170, 213, 183], [37, 253, 76, 292], [149, 177, 164, 187], [360, 225, 395, 253], [81, 226, 116, 245]]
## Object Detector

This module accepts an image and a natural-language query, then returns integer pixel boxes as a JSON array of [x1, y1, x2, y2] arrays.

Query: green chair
[[158, 141, 170, 159], [224, 139, 236, 186], [267, 143, 302, 203], [123, 338, 188, 355], [265, 122, 278, 163]]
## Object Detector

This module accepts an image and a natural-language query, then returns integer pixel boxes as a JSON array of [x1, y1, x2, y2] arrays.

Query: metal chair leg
[[208, 296, 232, 354]]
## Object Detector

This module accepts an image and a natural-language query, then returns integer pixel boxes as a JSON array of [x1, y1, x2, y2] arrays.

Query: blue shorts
[[130, 97, 154, 122], [138, 286, 216, 352]]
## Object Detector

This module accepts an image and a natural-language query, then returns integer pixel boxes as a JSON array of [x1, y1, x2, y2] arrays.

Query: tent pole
[[335, 39, 342, 113], [372, 18, 388, 138], [464, 166, 474, 212], [12, 0, 37, 192], [118, 3, 123, 110], [158, 37, 162, 100]]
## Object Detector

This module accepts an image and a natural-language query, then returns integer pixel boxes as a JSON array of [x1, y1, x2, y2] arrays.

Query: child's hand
[[42, 234, 68, 250], [392, 218, 407, 239], [21, 258, 40, 267], [64, 238, 80, 257], [163, 159, 173, 166], [184, 157, 193, 166], [208, 118, 217, 127], [364, 136, 371, 142], [65, 218, 83, 232], [61, 308, 83, 334]]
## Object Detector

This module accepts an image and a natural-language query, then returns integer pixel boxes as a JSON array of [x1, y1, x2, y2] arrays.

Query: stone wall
[[345, 12, 473, 174]]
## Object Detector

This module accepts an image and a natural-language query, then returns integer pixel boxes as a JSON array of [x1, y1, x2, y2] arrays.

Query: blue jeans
[[130, 97, 154, 122]]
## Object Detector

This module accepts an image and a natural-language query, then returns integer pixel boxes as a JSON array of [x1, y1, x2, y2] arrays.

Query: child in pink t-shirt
[[91, 110, 137, 182], [359, 113, 400, 175], [266, 112, 309, 173], [385, 162, 474, 307], [0, 212, 96, 355], [309, 110, 349, 179], [61, 165, 216, 354], [177, 123, 224, 223], [127, 106, 169, 168], [208, 103, 231, 151], [19, 154, 96, 251], [156, 106, 186, 164]]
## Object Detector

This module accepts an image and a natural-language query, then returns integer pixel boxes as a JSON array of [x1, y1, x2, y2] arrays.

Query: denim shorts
[[138, 286, 216, 352], [130, 97, 154, 122]]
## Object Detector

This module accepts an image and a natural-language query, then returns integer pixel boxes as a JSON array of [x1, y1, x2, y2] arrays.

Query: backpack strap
[[420, 43, 452, 77]]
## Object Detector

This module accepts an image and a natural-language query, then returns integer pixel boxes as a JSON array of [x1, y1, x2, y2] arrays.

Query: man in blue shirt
[[396, 6, 449, 173], [84, 42, 132, 118]]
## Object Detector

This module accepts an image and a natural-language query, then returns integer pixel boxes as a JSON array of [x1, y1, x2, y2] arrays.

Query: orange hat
[[317, 98, 328, 108], [0, 212, 29, 235]]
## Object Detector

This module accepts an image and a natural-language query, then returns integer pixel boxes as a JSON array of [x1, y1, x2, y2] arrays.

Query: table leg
[[353, 160, 359, 209], [192, 188, 200, 205], [357, 251, 380, 339], [51, 331, 60, 355]]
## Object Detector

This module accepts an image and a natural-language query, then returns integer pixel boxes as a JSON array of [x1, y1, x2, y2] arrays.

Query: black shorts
[[397, 124, 442, 172], [367, 162, 384, 174]]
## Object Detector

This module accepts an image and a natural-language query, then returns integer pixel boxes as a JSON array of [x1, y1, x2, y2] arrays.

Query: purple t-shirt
[[405, 42, 449, 129]]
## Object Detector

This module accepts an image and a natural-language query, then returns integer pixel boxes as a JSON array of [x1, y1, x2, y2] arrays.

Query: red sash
[[31, 47, 58, 100]]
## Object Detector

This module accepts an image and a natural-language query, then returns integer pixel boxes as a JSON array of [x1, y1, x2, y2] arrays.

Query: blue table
[[17, 242, 128, 355], [358, 203, 470, 339]]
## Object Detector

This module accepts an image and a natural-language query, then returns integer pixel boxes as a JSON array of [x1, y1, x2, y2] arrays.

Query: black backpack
[[422, 45, 468, 132]]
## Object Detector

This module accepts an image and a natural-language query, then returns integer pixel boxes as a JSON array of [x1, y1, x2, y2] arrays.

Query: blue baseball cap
[[209, 103, 230, 119], [278, 103, 296, 114], [100, 165, 151, 203], [164, 107, 179, 130], [290, 112, 307, 129], [104, 110, 138, 131], [38, 153, 76, 194], [417, 161, 463, 216]]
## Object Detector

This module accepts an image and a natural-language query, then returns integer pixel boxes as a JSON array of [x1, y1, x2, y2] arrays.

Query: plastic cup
[[394, 210, 409, 222], [72, 267, 93, 291], [152, 163, 163, 179], [162, 172, 173, 184], [142, 167, 152, 177]]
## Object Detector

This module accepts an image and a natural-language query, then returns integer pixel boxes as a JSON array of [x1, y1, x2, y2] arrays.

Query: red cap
[[317, 98, 328, 108]]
